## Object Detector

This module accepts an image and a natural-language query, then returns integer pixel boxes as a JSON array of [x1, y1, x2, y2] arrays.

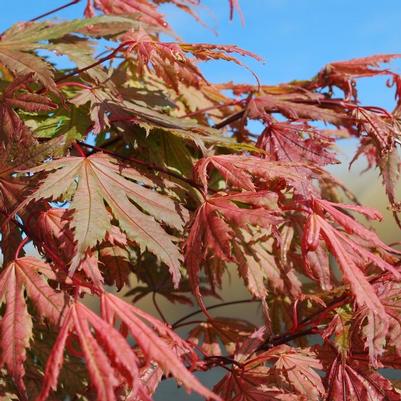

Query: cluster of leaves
[[1, 0, 401, 400]]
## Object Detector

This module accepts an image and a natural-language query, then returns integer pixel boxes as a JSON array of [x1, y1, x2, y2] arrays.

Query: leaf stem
[[57, 81, 93, 90], [73, 142, 87, 157], [152, 292, 167, 324], [15, 237, 30, 260]]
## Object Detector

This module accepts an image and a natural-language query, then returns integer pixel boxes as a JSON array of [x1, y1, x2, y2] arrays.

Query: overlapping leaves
[[21, 153, 185, 284], [2, 1, 401, 400], [0, 257, 65, 393]]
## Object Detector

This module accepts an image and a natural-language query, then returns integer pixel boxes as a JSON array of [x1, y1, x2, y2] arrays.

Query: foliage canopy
[[1, 1, 401, 400]]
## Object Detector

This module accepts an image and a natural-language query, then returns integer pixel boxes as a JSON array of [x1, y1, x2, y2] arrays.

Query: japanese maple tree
[[1, 1, 401, 400]]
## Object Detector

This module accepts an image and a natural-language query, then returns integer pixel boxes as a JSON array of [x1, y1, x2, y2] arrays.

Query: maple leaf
[[379, 149, 401, 211], [36, 301, 142, 401], [85, 0, 168, 27], [100, 227, 131, 291], [0, 154, 28, 214], [312, 54, 401, 99], [0, 257, 65, 393], [184, 191, 283, 306], [85, 0, 241, 28], [120, 29, 203, 92], [194, 155, 255, 193], [3, 1, 401, 399], [38, 295, 220, 401], [69, 85, 233, 147], [213, 369, 303, 401], [0, 20, 93, 92], [101, 293, 219, 396], [322, 349, 401, 401], [188, 317, 256, 356], [120, 29, 260, 92], [193, 154, 317, 195], [256, 120, 338, 165], [351, 136, 401, 220], [0, 16, 150, 93], [233, 228, 302, 301], [30, 207, 75, 263], [312, 198, 398, 253], [247, 92, 350, 126], [355, 279, 401, 367], [21, 153, 185, 285], [0, 151, 31, 265], [305, 214, 387, 311], [213, 335, 309, 401], [0, 74, 56, 146], [302, 199, 401, 307], [258, 345, 325, 400]]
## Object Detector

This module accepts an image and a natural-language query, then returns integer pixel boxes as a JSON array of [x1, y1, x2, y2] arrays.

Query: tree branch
[[29, 0, 81, 22], [172, 299, 259, 328]]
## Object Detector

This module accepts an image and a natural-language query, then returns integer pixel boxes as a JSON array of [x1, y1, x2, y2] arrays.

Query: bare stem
[[172, 299, 259, 328], [56, 44, 127, 84], [29, 0, 81, 22], [213, 110, 245, 129], [152, 293, 167, 324]]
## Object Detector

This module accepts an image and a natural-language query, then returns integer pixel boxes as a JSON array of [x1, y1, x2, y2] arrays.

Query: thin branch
[[172, 319, 205, 329], [56, 44, 127, 84], [252, 293, 351, 353], [29, 0, 81, 22], [213, 110, 245, 129], [172, 299, 259, 328], [270, 327, 317, 348], [152, 292, 167, 324]]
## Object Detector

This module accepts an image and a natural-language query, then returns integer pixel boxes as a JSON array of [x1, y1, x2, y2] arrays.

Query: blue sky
[[2, 1, 400, 170], [2, 1, 401, 106], [2, 1, 400, 165], [2, 1, 401, 166]]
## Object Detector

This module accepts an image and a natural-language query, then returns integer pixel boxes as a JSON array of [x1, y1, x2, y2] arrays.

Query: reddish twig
[[15, 237, 30, 260], [73, 142, 87, 157]]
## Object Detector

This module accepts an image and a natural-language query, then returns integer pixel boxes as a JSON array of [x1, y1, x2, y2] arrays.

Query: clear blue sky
[[2, 1, 401, 111]]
